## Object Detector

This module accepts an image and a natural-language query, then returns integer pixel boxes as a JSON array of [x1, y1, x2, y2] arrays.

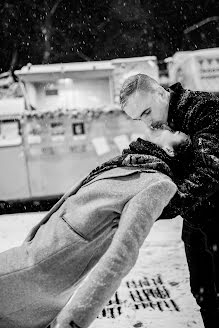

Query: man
[[120, 73, 219, 328]]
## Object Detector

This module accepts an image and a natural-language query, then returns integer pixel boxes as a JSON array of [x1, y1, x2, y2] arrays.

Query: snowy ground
[[0, 213, 204, 328]]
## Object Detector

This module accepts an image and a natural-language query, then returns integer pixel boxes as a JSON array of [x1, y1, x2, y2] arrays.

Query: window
[[26, 119, 42, 144], [51, 121, 65, 135], [50, 121, 65, 142], [45, 83, 58, 96], [74, 78, 111, 107], [0, 119, 22, 146], [46, 89, 58, 96], [72, 122, 85, 136]]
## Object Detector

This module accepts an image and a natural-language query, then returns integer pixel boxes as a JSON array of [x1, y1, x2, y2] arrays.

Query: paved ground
[[0, 213, 204, 328]]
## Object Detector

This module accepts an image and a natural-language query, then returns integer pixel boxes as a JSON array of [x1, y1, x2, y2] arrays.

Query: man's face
[[123, 89, 169, 129]]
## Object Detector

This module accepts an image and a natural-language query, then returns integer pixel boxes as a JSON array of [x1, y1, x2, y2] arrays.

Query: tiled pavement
[[0, 213, 204, 328]]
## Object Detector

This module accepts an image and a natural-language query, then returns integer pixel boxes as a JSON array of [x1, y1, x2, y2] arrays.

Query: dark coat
[[163, 82, 219, 225]]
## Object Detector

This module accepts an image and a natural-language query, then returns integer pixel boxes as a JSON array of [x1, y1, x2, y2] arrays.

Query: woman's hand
[[49, 315, 81, 328]]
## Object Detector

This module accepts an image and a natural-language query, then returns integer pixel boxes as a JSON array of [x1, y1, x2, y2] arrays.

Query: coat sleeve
[[161, 98, 219, 223]]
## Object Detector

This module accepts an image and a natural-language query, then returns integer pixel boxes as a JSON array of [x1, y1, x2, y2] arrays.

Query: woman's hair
[[120, 73, 159, 110], [172, 136, 192, 158]]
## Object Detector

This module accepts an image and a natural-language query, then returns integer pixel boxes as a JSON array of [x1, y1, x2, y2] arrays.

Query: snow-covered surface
[[0, 213, 204, 327]]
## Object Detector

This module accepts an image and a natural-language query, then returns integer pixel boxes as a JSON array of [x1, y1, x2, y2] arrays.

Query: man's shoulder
[[191, 89, 219, 104], [169, 82, 219, 105]]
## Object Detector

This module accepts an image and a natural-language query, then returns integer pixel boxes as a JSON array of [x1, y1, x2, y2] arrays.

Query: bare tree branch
[[50, 0, 63, 16], [9, 49, 18, 72], [42, 0, 63, 63], [184, 16, 219, 34], [75, 50, 91, 61]]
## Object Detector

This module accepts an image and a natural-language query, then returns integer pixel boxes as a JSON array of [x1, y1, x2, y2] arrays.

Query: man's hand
[[158, 190, 186, 220]]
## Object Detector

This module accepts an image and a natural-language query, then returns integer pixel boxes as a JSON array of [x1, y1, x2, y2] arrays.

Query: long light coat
[[0, 167, 176, 328]]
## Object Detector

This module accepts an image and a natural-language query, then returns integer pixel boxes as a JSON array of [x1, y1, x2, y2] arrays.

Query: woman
[[0, 127, 190, 328]]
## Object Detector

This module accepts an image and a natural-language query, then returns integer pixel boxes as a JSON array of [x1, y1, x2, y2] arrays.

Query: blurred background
[[0, 0, 219, 212], [0, 0, 219, 70], [0, 3, 217, 325]]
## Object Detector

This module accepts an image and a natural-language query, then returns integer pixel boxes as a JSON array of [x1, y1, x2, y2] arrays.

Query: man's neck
[[165, 91, 171, 122], [166, 90, 175, 129]]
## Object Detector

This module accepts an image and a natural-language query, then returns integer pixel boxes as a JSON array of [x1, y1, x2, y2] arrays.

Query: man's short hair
[[120, 74, 159, 110]]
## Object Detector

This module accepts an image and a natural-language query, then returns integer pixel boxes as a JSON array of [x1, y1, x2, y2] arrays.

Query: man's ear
[[157, 86, 166, 99]]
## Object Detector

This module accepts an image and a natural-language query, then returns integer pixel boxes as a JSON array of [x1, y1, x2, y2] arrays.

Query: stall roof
[[15, 56, 158, 82], [15, 60, 113, 76]]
